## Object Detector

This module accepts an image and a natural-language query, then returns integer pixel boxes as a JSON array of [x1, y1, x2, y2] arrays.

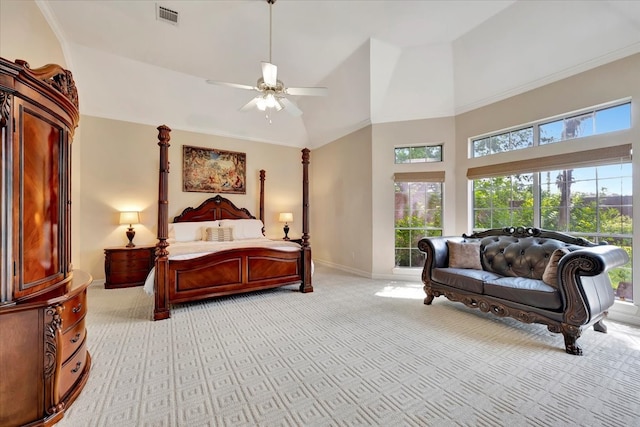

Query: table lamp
[[119, 211, 140, 247], [278, 212, 293, 240]]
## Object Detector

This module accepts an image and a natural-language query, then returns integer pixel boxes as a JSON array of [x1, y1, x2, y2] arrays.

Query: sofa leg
[[593, 319, 607, 333], [561, 324, 583, 356], [424, 286, 435, 305]]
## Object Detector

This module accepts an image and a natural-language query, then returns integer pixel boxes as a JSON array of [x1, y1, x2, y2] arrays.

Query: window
[[472, 127, 533, 157], [395, 145, 442, 164], [472, 101, 631, 158], [472, 162, 633, 301], [473, 174, 534, 229], [394, 177, 443, 268]]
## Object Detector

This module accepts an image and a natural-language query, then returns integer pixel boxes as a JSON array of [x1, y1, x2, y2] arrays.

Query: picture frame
[[182, 145, 246, 194]]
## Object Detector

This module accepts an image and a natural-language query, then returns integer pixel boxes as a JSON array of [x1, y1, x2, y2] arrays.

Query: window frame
[[394, 179, 444, 268], [470, 163, 633, 301], [470, 99, 631, 158], [395, 144, 443, 164]]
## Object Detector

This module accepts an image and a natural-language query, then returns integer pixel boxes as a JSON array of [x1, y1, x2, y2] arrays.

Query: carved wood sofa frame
[[418, 227, 629, 355]]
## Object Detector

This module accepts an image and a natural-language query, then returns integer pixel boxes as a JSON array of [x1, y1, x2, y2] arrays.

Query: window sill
[[608, 300, 640, 327], [392, 267, 422, 278]]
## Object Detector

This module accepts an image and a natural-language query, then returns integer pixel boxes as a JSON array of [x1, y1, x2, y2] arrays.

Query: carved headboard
[[173, 195, 255, 223]]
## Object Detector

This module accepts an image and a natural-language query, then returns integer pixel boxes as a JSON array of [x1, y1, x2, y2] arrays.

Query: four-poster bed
[[152, 125, 313, 320]]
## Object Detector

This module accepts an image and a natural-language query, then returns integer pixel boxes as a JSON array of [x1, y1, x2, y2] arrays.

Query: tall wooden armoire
[[0, 58, 91, 426]]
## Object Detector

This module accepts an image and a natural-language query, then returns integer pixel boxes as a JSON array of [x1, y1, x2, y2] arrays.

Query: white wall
[[0, 0, 66, 67], [311, 126, 373, 275]]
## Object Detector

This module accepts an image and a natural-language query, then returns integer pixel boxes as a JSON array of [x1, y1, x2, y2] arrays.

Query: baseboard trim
[[313, 260, 423, 282], [313, 259, 372, 278]]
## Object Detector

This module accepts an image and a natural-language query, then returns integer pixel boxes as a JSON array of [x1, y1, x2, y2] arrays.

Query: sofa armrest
[[418, 236, 465, 281], [558, 245, 629, 325], [560, 245, 629, 277]]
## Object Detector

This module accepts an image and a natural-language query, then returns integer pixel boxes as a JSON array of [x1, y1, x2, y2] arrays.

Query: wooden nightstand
[[104, 245, 155, 288]]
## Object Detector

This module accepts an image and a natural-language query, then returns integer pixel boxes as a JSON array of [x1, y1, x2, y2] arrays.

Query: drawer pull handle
[[70, 333, 81, 343], [72, 303, 83, 313], [71, 361, 82, 373]]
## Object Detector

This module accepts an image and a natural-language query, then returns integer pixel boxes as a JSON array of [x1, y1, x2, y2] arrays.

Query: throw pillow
[[205, 226, 233, 242], [447, 240, 482, 270], [198, 220, 221, 240], [542, 247, 570, 288]]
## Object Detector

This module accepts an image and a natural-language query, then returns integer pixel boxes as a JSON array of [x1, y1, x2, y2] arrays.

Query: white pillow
[[169, 220, 219, 242], [219, 219, 264, 240]]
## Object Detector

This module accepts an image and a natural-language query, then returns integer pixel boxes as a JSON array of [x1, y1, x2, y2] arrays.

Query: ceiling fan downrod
[[267, 0, 276, 64]]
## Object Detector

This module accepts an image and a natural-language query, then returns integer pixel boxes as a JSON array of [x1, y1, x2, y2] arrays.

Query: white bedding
[[143, 237, 302, 294]]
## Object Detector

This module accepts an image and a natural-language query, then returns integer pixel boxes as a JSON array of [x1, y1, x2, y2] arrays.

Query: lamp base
[[283, 224, 290, 241], [126, 227, 136, 248]]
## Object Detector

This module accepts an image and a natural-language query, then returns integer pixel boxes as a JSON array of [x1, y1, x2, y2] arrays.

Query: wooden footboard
[[167, 248, 303, 303]]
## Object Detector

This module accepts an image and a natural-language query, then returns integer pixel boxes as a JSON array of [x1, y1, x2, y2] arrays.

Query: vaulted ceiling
[[38, 0, 640, 148]]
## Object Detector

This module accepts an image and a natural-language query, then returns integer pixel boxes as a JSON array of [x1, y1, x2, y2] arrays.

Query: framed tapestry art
[[183, 145, 247, 194]]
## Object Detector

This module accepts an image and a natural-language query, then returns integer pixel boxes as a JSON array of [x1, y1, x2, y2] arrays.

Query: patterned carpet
[[57, 265, 640, 427]]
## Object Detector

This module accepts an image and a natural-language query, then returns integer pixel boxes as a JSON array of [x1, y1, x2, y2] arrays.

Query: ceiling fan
[[205, 0, 328, 118]]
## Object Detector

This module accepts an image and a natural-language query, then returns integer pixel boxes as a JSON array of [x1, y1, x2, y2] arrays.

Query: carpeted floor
[[56, 265, 640, 426]]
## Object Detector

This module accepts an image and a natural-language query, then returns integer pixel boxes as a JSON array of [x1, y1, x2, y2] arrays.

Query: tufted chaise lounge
[[418, 227, 629, 355]]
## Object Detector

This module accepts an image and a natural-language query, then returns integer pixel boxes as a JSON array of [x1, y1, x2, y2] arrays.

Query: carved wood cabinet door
[[11, 96, 71, 300]]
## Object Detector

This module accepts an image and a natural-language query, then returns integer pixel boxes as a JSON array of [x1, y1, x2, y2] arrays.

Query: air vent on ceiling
[[156, 4, 179, 25]]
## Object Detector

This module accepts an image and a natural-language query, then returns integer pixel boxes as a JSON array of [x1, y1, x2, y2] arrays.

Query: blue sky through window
[[543, 163, 632, 196], [474, 101, 631, 156]]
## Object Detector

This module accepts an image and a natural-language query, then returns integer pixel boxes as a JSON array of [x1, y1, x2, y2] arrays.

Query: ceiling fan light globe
[[256, 97, 267, 111], [265, 93, 277, 108]]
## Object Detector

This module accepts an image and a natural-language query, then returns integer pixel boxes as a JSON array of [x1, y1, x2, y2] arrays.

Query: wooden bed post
[[154, 125, 171, 320], [300, 148, 313, 293], [259, 169, 265, 224]]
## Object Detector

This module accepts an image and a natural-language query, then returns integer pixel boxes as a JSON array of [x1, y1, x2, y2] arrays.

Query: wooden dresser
[[0, 58, 91, 426], [104, 245, 155, 288]]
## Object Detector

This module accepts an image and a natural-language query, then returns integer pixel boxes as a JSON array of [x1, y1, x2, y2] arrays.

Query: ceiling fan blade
[[239, 97, 261, 112], [279, 97, 303, 117], [261, 62, 278, 87], [285, 86, 329, 97], [206, 80, 257, 91]]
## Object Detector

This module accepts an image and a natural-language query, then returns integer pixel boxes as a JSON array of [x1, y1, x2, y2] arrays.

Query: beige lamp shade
[[119, 211, 140, 226], [279, 212, 293, 223]]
